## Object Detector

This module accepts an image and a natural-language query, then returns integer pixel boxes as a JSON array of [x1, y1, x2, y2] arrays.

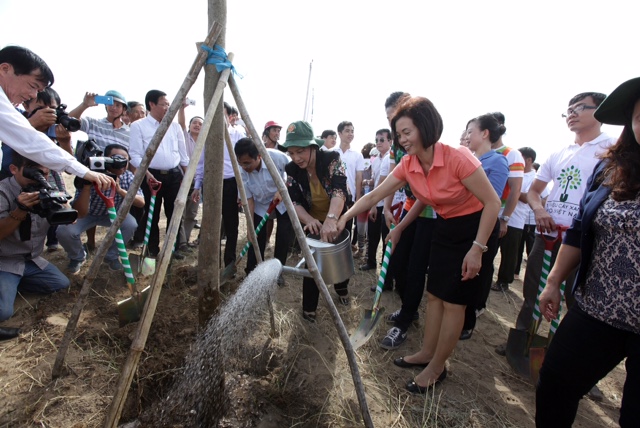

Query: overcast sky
[[1, 0, 637, 164]]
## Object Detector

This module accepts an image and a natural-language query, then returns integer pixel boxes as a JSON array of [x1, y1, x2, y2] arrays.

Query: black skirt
[[427, 210, 485, 305]]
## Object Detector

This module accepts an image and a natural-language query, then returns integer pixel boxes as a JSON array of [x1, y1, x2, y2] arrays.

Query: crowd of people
[[0, 44, 637, 426]]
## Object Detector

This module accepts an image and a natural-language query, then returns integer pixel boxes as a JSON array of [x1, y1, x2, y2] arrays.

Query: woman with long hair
[[336, 96, 501, 392], [536, 78, 640, 427]]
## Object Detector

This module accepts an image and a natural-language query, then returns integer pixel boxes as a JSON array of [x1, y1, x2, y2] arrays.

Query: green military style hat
[[282, 120, 325, 148]]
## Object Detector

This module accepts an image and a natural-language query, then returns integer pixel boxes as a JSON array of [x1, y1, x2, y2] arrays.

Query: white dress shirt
[[0, 86, 89, 177], [129, 115, 189, 170]]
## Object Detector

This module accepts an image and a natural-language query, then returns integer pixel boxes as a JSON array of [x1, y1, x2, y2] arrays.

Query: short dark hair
[[145, 90, 167, 111], [385, 91, 410, 110], [189, 116, 204, 126], [470, 114, 507, 144], [568, 92, 606, 107], [25, 87, 60, 109], [337, 121, 353, 133], [376, 128, 392, 139], [391, 96, 443, 150], [127, 101, 143, 111], [321, 129, 336, 139], [0, 46, 54, 87], [519, 147, 536, 162], [234, 137, 259, 160], [104, 143, 129, 157], [11, 152, 40, 169]]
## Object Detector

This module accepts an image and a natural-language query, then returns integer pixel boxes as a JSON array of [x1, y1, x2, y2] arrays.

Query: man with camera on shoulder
[[57, 144, 144, 274], [0, 153, 70, 331]]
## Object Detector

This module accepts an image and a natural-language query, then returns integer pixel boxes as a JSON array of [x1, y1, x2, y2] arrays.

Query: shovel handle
[[371, 224, 394, 315], [148, 178, 162, 196], [541, 225, 569, 251], [142, 194, 158, 248], [93, 181, 117, 209], [235, 199, 279, 264], [106, 206, 136, 289]]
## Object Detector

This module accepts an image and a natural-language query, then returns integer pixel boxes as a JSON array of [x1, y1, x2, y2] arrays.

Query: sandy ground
[[0, 178, 627, 427]]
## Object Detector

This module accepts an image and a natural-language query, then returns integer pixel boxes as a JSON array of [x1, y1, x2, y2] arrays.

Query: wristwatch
[[499, 215, 510, 222], [326, 213, 338, 221]]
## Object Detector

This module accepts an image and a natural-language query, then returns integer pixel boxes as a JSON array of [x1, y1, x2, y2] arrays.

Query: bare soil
[[0, 181, 626, 427]]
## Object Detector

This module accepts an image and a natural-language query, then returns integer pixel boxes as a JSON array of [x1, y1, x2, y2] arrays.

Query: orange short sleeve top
[[392, 142, 483, 219]]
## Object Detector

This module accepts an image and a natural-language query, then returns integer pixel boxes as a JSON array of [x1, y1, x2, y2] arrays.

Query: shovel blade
[[529, 346, 546, 384], [140, 257, 156, 277], [506, 328, 547, 379], [219, 262, 238, 285], [129, 253, 141, 277], [350, 307, 385, 350], [117, 286, 151, 327]]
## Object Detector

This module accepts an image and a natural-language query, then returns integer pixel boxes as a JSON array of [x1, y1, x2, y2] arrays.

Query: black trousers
[[536, 306, 640, 427], [515, 224, 536, 273], [393, 217, 436, 331], [366, 206, 389, 266], [497, 225, 523, 284], [222, 178, 239, 266], [140, 169, 182, 256], [245, 210, 294, 274], [302, 219, 352, 313], [384, 209, 414, 294]]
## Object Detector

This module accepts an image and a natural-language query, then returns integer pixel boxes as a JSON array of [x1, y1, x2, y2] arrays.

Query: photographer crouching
[[0, 153, 71, 328], [57, 143, 144, 273]]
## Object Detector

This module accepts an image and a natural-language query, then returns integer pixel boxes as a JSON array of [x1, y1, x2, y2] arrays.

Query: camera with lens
[[21, 167, 78, 225], [54, 104, 81, 132], [75, 139, 128, 171]]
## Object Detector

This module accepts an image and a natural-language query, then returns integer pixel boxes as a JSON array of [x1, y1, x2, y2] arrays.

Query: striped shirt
[[80, 117, 130, 150], [494, 145, 524, 207], [75, 170, 142, 217]]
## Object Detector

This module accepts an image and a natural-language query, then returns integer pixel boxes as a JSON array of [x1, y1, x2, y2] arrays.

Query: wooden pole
[[102, 52, 235, 428], [197, 0, 227, 326], [51, 21, 224, 380], [228, 75, 374, 428]]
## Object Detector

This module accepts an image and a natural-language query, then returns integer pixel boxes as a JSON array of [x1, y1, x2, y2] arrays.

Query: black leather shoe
[[406, 369, 447, 394], [393, 356, 430, 369], [459, 329, 473, 340], [0, 327, 21, 341], [360, 263, 376, 271]]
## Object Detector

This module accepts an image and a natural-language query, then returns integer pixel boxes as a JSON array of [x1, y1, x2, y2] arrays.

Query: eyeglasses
[[376, 138, 388, 143], [561, 104, 597, 118]]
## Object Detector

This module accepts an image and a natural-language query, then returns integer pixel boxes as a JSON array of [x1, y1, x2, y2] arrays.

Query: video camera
[[75, 139, 128, 171], [21, 167, 78, 225]]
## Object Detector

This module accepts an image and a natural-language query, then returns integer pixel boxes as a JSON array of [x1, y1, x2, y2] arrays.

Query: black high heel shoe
[[405, 368, 447, 394], [393, 356, 430, 369]]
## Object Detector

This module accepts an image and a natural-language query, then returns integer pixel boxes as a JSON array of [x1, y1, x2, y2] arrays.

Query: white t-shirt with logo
[[337, 147, 365, 200], [536, 132, 616, 234], [511, 169, 550, 228]]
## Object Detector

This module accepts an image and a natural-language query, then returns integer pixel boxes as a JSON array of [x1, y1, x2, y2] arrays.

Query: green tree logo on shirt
[[557, 165, 582, 202]]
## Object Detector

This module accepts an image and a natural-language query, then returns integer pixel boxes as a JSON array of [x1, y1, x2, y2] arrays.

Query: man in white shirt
[[361, 129, 391, 271], [129, 90, 189, 259], [0, 45, 111, 190], [336, 121, 364, 248], [496, 92, 617, 357]]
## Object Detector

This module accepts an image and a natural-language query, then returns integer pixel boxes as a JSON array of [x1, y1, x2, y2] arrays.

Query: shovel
[[506, 226, 567, 379], [220, 199, 278, 285], [94, 183, 149, 326], [130, 180, 162, 277], [350, 225, 394, 350]]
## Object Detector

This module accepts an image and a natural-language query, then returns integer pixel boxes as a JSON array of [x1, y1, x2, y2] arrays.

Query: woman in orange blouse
[[337, 96, 500, 393]]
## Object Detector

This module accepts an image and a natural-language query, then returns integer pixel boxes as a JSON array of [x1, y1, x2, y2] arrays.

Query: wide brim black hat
[[594, 77, 640, 126]]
